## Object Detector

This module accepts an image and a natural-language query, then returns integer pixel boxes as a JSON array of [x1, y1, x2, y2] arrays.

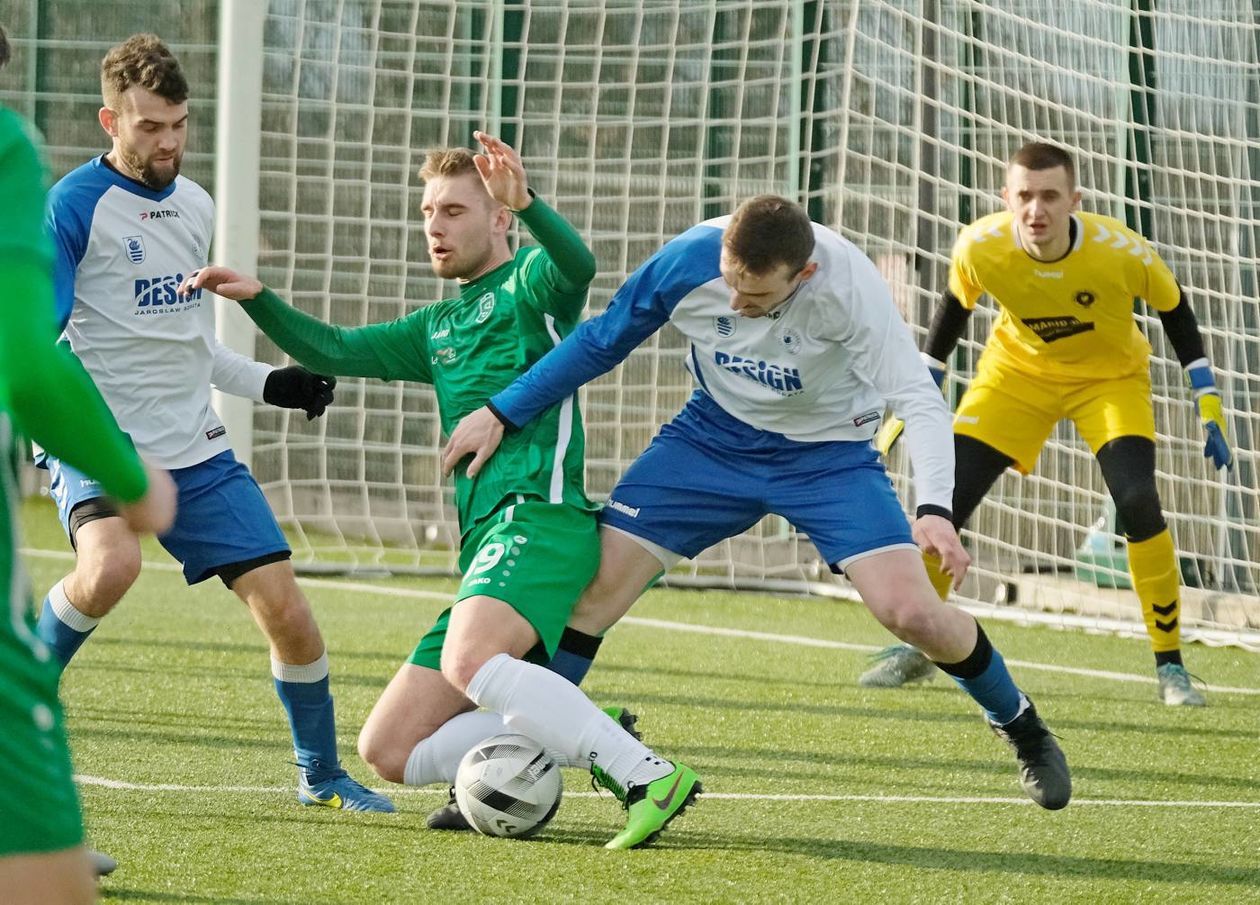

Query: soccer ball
[[454, 733, 563, 838]]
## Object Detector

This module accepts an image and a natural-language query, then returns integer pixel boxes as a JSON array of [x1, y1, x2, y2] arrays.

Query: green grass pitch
[[19, 499, 1260, 904]]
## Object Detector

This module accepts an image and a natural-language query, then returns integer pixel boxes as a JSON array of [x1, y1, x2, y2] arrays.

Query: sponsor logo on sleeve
[[853, 410, 881, 428], [206, 426, 226, 440]]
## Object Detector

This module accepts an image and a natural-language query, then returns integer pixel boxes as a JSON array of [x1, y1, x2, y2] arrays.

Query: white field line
[[73, 775, 1260, 809], [21, 546, 1259, 696]]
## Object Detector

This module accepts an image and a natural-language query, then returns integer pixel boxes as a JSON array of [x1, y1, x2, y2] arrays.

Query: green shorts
[[0, 612, 84, 855], [408, 500, 600, 670]]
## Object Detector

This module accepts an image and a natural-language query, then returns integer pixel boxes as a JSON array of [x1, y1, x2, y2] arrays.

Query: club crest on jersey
[[778, 326, 802, 354], [123, 235, 145, 264], [1074, 290, 1096, 308], [475, 292, 496, 323], [714, 316, 736, 337]]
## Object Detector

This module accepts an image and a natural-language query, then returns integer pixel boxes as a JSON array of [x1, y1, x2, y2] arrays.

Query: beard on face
[[119, 143, 182, 190]]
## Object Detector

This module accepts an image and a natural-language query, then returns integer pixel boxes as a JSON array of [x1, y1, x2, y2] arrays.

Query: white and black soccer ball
[[454, 733, 563, 838]]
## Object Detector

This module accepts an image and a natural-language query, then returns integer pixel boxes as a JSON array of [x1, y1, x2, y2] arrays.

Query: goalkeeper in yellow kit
[[865, 142, 1231, 706]]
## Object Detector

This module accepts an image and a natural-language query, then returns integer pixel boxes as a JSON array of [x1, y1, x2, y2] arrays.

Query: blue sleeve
[[45, 168, 103, 331], [492, 224, 724, 428]]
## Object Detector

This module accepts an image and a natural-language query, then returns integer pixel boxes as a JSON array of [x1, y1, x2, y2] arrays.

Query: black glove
[[263, 366, 336, 420]]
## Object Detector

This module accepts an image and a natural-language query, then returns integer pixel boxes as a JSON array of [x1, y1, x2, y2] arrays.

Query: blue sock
[[545, 627, 603, 686], [272, 653, 339, 772], [936, 623, 1023, 725], [36, 581, 99, 668]]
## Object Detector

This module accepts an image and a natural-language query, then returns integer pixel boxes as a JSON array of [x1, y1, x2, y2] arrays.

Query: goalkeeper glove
[[874, 354, 947, 457], [1186, 360, 1232, 470], [263, 366, 337, 420]]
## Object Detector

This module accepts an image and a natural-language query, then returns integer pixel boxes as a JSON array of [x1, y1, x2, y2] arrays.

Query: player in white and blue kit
[[444, 195, 1072, 809], [33, 34, 391, 813]]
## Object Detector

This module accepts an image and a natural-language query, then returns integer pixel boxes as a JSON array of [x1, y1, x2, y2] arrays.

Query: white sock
[[466, 653, 672, 789], [402, 711, 508, 787], [48, 580, 100, 631]]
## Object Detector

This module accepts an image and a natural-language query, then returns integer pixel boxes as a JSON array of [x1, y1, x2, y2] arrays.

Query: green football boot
[[597, 761, 702, 850]]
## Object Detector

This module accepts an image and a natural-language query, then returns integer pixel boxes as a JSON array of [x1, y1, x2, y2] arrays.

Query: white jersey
[[493, 217, 954, 510], [46, 156, 270, 469]]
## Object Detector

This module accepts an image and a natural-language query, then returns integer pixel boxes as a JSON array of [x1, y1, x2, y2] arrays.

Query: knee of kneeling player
[[440, 647, 497, 693], [357, 727, 406, 783]]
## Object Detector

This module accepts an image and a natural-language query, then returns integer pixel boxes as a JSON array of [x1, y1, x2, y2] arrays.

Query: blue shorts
[[599, 391, 916, 572], [46, 449, 290, 586]]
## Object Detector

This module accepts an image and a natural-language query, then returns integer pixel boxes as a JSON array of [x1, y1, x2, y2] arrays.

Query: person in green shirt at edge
[[0, 25, 177, 905], [183, 131, 701, 850]]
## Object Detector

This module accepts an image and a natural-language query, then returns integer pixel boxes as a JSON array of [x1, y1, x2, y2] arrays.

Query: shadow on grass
[[669, 830, 1260, 887], [670, 743, 1260, 795], [104, 889, 303, 904]]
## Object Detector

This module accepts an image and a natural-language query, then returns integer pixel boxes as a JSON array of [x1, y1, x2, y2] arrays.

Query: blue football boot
[[298, 759, 396, 813]]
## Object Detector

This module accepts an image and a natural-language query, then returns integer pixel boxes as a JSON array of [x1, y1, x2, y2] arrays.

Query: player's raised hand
[[442, 405, 507, 479], [911, 514, 970, 590], [179, 266, 263, 302], [472, 131, 531, 211], [118, 464, 177, 536]]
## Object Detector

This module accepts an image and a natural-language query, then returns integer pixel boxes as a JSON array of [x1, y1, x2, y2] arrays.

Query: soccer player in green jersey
[[0, 25, 177, 905], [183, 132, 701, 849]]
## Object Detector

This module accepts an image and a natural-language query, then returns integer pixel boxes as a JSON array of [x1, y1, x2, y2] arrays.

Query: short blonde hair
[[418, 147, 479, 182]]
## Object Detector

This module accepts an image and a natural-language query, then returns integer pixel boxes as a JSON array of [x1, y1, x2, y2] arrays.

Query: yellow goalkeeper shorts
[[953, 354, 1155, 474]]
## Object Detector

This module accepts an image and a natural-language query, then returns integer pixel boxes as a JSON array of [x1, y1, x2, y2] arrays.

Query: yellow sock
[[1127, 529, 1181, 654], [922, 552, 953, 601]]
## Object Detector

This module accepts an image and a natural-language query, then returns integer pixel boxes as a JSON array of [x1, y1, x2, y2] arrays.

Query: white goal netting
[[8, 1, 1257, 647]]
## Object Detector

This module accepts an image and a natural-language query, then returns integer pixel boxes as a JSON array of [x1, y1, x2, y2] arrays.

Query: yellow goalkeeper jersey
[[948, 210, 1181, 381]]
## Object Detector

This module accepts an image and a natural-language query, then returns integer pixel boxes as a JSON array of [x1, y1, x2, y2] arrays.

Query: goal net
[[9, 1, 1257, 647]]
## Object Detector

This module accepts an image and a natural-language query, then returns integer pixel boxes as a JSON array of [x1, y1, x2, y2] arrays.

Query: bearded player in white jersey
[[444, 195, 1073, 810], [33, 34, 391, 815]]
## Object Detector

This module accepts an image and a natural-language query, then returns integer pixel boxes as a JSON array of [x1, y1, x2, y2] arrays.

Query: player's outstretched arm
[[441, 406, 506, 478], [181, 267, 432, 384]]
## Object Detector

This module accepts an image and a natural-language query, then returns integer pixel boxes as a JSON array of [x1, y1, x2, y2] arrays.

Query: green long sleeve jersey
[[0, 107, 148, 627], [244, 196, 598, 540]]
